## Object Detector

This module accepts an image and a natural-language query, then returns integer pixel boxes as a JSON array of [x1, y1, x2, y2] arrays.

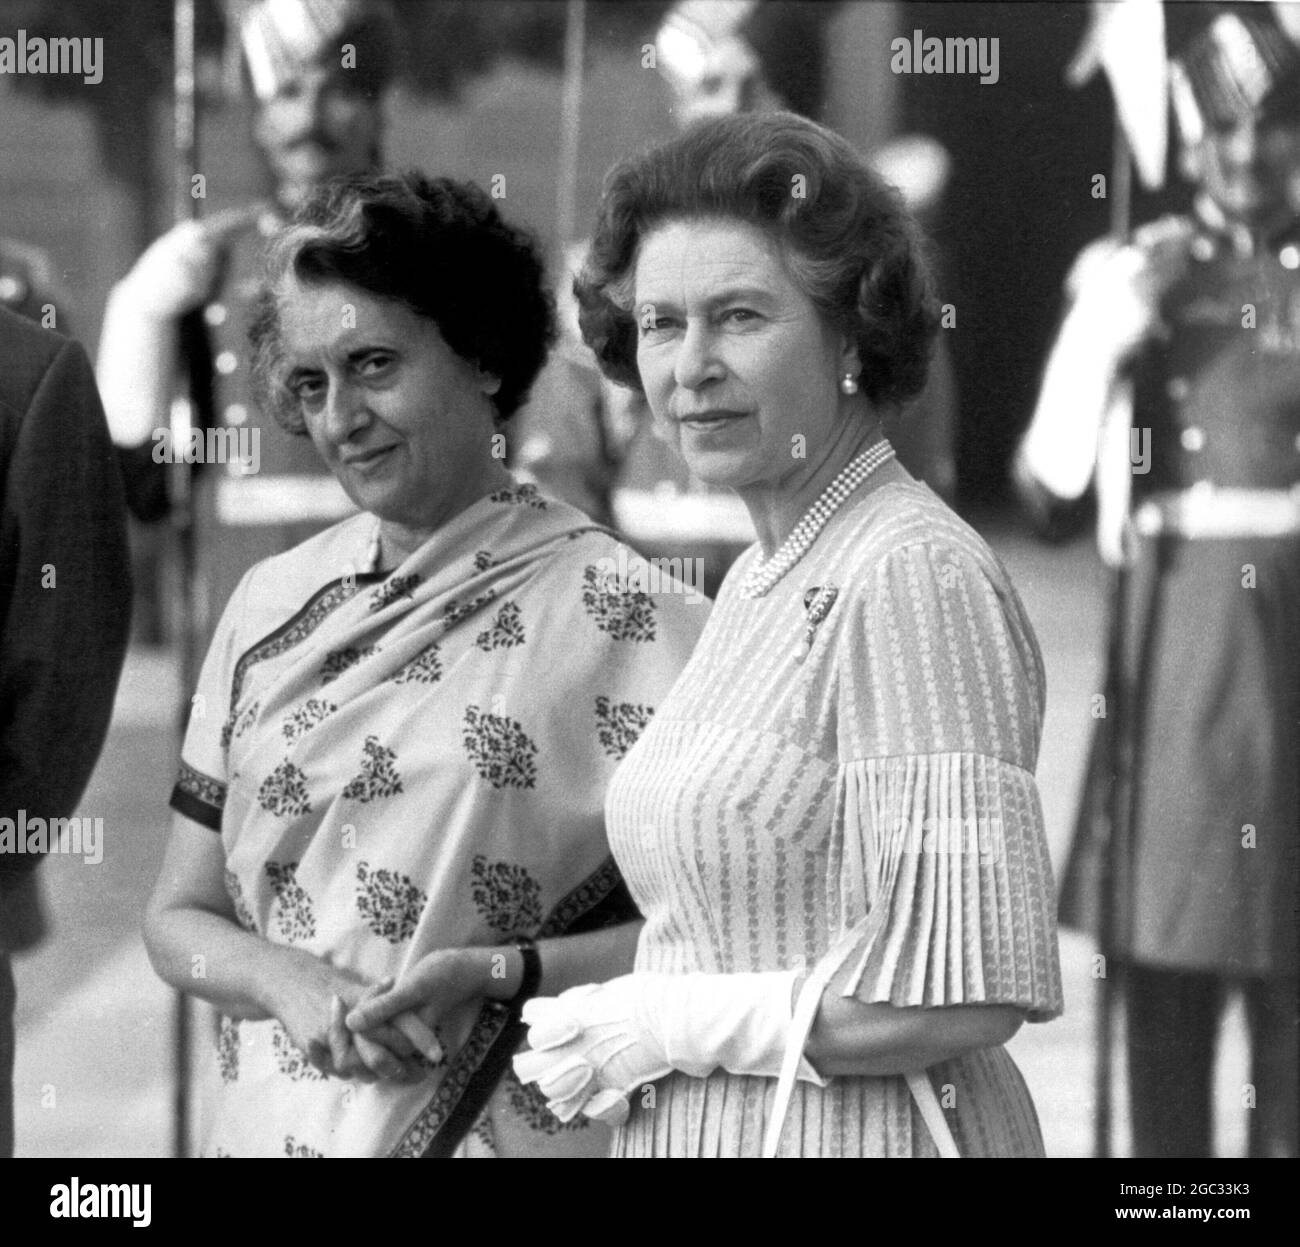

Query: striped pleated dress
[[606, 469, 1064, 1157]]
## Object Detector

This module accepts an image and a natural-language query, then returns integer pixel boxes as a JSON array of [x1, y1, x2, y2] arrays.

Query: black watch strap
[[509, 936, 541, 1008]]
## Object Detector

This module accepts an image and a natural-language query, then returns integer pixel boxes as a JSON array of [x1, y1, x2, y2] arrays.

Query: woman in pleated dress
[[514, 111, 1064, 1157]]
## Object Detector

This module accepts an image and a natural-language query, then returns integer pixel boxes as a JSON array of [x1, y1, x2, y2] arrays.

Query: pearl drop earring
[[840, 372, 859, 396]]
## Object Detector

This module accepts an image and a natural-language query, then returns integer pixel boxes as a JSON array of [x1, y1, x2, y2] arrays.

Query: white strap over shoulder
[[761, 909, 961, 1158]]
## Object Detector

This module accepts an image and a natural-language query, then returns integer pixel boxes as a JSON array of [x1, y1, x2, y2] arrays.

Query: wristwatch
[[508, 935, 541, 1008]]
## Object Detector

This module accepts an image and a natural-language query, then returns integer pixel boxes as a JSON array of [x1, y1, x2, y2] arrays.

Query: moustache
[[282, 131, 341, 154]]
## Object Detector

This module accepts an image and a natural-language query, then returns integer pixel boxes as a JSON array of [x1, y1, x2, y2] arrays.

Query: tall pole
[[170, 0, 200, 1161], [1094, 116, 1133, 1159], [555, 0, 587, 256]]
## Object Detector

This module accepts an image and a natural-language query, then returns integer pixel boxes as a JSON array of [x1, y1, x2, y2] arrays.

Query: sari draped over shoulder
[[170, 481, 706, 1157]]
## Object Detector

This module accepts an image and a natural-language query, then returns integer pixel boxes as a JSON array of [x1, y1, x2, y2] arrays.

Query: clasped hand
[[278, 949, 478, 1083]]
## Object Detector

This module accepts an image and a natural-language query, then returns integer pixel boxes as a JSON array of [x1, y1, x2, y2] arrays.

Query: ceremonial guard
[[512, 0, 957, 596], [96, 0, 397, 646], [1016, 9, 1299, 1158]]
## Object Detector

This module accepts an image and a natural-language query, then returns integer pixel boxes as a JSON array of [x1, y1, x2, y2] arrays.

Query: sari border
[[224, 570, 388, 743], [392, 855, 639, 1158], [224, 519, 618, 726], [169, 761, 226, 832]]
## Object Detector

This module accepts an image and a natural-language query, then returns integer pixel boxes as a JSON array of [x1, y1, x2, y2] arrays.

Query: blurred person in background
[[0, 306, 132, 1156], [1015, 8, 1300, 1157], [0, 239, 69, 329], [96, 0, 398, 650], [511, 0, 957, 599]]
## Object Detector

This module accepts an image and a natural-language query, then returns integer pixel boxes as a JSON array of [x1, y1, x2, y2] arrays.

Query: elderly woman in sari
[[513, 113, 1063, 1157], [143, 172, 704, 1158]]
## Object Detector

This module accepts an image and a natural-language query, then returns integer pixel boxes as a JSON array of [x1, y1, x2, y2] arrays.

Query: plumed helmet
[[654, 0, 769, 121], [1170, 6, 1300, 145], [237, 0, 398, 101]]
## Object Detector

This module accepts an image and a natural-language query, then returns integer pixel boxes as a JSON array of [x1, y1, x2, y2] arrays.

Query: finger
[[512, 1046, 570, 1086], [346, 981, 425, 1031], [392, 1012, 443, 1065], [582, 1089, 631, 1126], [519, 996, 556, 1026], [341, 977, 396, 1030], [415, 1002, 440, 1034], [391, 1045, 431, 1083], [521, 1053, 595, 1103], [544, 1086, 596, 1124], [364, 977, 396, 998], [328, 995, 351, 1071], [518, 1000, 582, 1050], [354, 1031, 405, 1081], [369, 1021, 416, 1061], [341, 1014, 416, 1061], [512, 1049, 596, 1103], [537, 1061, 595, 1104]]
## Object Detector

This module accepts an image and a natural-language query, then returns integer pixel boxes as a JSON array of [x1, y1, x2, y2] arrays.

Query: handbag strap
[[905, 1071, 960, 1158], [761, 911, 961, 1158]]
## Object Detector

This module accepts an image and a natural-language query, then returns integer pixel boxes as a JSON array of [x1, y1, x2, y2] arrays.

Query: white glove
[[1019, 223, 1193, 506], [114, 206, 264, 321], [512, 970, 826, 1126], [96, 206, 266, 447]]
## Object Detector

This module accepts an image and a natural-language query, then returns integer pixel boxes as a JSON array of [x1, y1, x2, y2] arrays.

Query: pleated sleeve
[[830, 538, 1063, 1021]]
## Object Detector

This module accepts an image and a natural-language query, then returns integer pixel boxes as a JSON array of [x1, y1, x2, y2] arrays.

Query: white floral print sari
[[171, 481, 705, 1156]]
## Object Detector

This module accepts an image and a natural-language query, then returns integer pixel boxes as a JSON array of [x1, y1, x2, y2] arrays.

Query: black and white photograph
[[0, 0, 1295, 1197]]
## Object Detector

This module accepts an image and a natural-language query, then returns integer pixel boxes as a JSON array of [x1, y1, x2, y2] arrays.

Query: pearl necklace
[[740, 438, 895, 598]]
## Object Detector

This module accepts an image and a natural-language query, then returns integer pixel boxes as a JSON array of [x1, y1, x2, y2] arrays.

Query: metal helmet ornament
[[236, 0, 397, 101], [654, 0, 782, 124], [1169, 6, 1300, 146]]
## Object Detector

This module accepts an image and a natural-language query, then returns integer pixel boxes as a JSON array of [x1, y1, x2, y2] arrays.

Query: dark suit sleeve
[[0, 337, 132, 876]]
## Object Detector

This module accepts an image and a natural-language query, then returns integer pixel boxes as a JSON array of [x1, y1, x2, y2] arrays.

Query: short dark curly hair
[[250, 170, 556, 432], [576, 111, 938, 409]]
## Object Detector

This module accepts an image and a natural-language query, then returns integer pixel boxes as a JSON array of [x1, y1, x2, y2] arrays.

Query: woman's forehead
[[633, 217, 797, 301], [634, 217, 785, 289], [276, 277, 413, 354]]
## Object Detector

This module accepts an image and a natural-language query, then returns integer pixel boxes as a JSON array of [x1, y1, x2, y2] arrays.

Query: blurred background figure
[[0, 305, 132, 1156], [510, 0, 957, 597], [1017, 5, 1300, 1158], [0, 237, 69, 328], [95, 0, 399, 651]]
